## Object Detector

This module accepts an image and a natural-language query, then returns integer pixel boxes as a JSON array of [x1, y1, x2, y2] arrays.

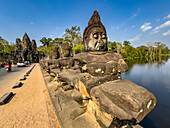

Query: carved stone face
[[88, 28, 107, 51], [62, 48, 70, 57], [61, 42, 72, 57]]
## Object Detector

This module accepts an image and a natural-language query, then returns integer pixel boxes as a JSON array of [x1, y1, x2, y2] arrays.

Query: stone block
[[0, 92, 13, 105], [72, 112, 100, 128], [90, 80, 157, 122], [13, 82, 23, 88], [20, 76, 26, 81]]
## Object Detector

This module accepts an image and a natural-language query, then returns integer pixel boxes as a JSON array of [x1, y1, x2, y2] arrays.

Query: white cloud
[[131, 8, 140, 18], [150, 30, 159, 35], [140, 22, 152, 32], [50, 35, 53, 37], [153, 20, 170, 32], [131, 25, 135, 28], [129, 34, 141, 42], [163, 14, 170, 20], [163, 30, 170, 36]]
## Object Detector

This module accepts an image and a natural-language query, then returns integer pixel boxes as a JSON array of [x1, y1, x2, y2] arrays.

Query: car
[[24, 61, 30, 65], [17, 61, 26, 67]]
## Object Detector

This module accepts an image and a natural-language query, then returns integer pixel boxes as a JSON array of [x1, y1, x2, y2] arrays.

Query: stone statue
[[60, 42, 73, 57], [51, 46, 59, 59], [16, 38, 23, 52], [32, 40, 37, 54], [40, 10, 157, 128], [83, 10, 107, 51]]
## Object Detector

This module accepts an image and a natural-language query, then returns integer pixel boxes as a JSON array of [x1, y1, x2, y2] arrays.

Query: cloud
[[156, 18, 160, 22], [153, 20, 170, 32], [150, 30, 159, 35], [131, 25, 135, 28], [129, 34, 141, 42], [30, 22, 34, 25], [140, 22, 152, 32], [163, 14, 170, 20], [50, 35, 53, 37], [131, 8, 140, 18], [133, 13, 138, 17], [162, 30, 170, 36]]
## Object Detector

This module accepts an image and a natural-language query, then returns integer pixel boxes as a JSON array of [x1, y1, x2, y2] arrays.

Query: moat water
[[122, 56, 170, 128]]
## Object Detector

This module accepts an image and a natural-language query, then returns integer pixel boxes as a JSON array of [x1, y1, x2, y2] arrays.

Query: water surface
[[122, 56, 170, 128]]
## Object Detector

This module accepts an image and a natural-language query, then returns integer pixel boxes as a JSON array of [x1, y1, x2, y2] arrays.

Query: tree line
[[0, 36, 16, 55]]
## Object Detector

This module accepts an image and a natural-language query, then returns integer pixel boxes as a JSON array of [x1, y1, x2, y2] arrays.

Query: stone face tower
[[12, 33, 39, 63], [83, 10, 107, 52]]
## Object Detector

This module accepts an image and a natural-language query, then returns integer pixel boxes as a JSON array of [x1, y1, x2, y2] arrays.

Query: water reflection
[[122, 56, 170, 128]]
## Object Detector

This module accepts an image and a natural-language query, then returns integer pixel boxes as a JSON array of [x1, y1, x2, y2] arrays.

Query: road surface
[[0, 64, 33, 95]]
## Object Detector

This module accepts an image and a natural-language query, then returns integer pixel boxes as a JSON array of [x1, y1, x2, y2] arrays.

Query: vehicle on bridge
[[17, 61, 26, 67], [5, 63, 12, 72]]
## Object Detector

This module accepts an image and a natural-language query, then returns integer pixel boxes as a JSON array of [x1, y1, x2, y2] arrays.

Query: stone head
[[83, 10, 108, 52], [61, 42, 72, 57]]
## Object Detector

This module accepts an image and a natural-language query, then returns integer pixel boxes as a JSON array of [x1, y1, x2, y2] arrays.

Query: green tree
[[123, 41, 131, 46], [63, 26, 82, 56], [40, 37, 52, 47], [155, 42, 166, 55], [52, 38, 64, 47], [0, 40, 11, 54]]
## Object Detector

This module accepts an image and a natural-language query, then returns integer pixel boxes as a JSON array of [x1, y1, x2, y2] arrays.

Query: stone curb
[[40, 67, 62, 128]]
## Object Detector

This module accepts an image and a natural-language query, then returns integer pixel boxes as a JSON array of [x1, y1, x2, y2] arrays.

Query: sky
[[0, 0, 170, 47]]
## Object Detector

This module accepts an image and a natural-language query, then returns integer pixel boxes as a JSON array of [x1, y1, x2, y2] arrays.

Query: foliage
[[40, 37, 52, 47], [74, 44, 84, 54], [123, 41, 131, 46], [63, 26, 82, 56], [0, 37, 15, 55]]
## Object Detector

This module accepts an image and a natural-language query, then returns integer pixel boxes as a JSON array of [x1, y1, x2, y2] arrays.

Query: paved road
[[0, 64, 33, 95]]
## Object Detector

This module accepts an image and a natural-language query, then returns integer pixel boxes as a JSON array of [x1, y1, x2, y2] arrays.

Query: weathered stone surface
[[54, 88, 87, 128], [57, 68, 119, 97], [74, 52, 121, 64], [74, 52, 128, 74], [32, 40, 37, 53], [60, 42, 73, 58], [16, 38, 22, 52], [72, 112, 100, 128], [52, 47, 60, 59], [86, 61, 118, 76], [58, 58, 74, 69], [83, 10, 107, 52], [90, 80, 157, 122]]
